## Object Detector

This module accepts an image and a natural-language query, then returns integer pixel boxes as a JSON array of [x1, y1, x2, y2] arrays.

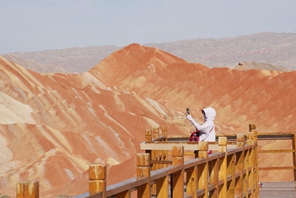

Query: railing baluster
[[227, 152, 235, 197], [186, 161, 198, 198], [219, 136, 228, 198], [247, 131, 255, 197], [236, 134, 245, 197]]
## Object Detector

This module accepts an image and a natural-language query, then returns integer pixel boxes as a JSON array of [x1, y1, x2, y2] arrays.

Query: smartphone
[[186, 108, 190, 115]]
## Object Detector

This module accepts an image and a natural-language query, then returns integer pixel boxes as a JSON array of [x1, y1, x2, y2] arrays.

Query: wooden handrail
[[16, 124, 296, 197], [83, 131, 259, 198]]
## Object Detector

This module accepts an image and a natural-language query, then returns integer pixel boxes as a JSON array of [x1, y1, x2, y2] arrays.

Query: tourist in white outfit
[[186, 107, 216, 142]]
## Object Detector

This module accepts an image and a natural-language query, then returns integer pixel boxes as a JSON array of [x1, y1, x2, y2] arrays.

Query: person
[[186, 107, 216, 142]]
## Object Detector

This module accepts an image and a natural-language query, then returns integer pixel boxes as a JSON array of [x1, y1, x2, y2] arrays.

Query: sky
[[1, 0, 296, 54]]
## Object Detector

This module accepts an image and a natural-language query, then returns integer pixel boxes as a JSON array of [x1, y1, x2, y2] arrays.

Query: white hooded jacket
[[186, 107, 216, 142]]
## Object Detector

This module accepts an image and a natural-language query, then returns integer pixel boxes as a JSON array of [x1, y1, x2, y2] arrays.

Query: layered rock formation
[[0, 44, 295, 197]]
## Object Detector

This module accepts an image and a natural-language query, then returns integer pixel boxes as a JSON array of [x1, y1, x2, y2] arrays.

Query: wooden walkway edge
[[259, 181, 296, 198]]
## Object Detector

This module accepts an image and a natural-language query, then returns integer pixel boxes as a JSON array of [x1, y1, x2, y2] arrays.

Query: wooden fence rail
[[16, 128, 259, 198], [16, 124, 296, 197], [85, 132, 259, 198]]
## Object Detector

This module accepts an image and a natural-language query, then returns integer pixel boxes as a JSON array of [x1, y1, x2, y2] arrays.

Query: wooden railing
[[16, 124, 296, 197], [215, 125, 296, 182], [257, 131, 296, 181]]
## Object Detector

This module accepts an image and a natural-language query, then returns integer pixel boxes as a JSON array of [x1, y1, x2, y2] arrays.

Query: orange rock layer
[[0, 43, 295, 197]]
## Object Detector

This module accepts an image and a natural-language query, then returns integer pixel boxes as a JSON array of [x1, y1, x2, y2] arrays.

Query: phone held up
[[186, 108, 190, 115]]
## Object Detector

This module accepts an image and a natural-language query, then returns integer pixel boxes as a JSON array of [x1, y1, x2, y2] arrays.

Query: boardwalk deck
[[259, 182, 296, 198]]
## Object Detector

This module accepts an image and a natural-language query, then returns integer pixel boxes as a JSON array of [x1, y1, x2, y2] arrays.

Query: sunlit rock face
[[1, 44, 295, 197]]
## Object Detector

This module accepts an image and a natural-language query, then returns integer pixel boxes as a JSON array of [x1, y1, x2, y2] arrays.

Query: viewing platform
[[16, 124, 296, 198]]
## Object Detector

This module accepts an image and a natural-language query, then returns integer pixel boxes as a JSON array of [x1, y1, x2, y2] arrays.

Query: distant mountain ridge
[[2, 32, 296, 73]]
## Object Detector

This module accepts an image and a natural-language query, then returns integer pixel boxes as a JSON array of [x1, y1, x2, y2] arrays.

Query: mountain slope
[[0, 55, 183, 197], [89, 44, 296, 133], [1, 43, 296, 196]]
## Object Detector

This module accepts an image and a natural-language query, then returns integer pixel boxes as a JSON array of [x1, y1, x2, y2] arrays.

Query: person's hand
[[186, 114, 192, 120]]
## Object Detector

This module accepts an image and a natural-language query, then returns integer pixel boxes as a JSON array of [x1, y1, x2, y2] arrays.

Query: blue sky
[[1, 0, 296, 54]]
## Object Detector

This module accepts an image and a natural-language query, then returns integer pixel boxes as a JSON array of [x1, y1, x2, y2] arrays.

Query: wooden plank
[[292, 134, 296, 181], [259, 182, 296, 198], [140, 142, 199, 151], [140, 142, 237, 151], [259, 166, 296, 170], [258, 149, 294, 153], [150, 160, 172, 165], [258, 132, 295, 136], [151, 166, 181, 181], [208, 158, 219, 197], [196, 189, 205, 197], [186, 165, 198, 198], [184, 157, 208, 169], [106, 177, 149, 197], [235, 135, 245, 198], [227, 153, 235, 197], [155, 175, 169, 198], [243, 147, 250, 197]]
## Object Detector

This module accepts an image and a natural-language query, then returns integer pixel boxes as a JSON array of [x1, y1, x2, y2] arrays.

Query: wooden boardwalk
[[260, 182, 296, 198]]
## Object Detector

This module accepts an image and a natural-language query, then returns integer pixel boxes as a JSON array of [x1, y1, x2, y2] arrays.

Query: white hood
[[203, 107, 216, 121]]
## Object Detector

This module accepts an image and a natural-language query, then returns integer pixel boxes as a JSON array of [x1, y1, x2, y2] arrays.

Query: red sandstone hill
[[1, 44, 296, 197]]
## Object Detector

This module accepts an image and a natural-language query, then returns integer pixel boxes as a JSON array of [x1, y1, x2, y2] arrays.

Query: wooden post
[[247, 131, 254, 197], [247, 133, 254, 145], [153, 128, 159, 140], [293, 134, 296, 182], [152, 127, 160, 197], [16, 180, 39, 198], [243, 137, 250, 198], [136, 153, 151, 198], [89, 164, 106, 197], [235, 134, 245, 198], [198, 141, 208, 198], [145, 129, 152, 143], [248, 124, 256, 134], [249, 124, 259, 198], [172, 145, 184, 198], [218, 137, 227, 198], [160, 125, 168, 138]]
